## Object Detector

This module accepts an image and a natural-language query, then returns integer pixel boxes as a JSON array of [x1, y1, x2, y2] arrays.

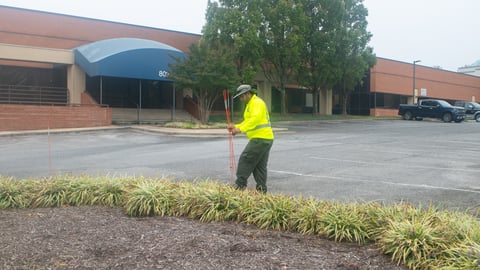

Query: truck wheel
[[403, 111, 413, 120], [442, 113, 452, 122]]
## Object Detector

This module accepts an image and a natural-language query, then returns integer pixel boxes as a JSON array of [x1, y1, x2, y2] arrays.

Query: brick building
[[357, 58, 480, 117], [1, 5, 479, 131]]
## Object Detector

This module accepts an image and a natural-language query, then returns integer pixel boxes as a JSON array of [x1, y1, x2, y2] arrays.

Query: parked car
[[398, 99, 466, 123], [453, 101, 480, 122]]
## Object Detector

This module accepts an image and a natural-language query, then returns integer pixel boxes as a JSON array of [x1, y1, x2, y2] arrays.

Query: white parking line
[[309, 156, 480, 173], [271, 169, 480, 194]]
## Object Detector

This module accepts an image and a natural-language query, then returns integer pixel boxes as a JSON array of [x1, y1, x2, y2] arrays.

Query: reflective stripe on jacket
[[235, 94, 274, 140]]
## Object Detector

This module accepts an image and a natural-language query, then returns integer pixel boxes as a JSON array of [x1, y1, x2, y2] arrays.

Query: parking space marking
[[309, 156, 480, 173], [271, 169, 480, 195]]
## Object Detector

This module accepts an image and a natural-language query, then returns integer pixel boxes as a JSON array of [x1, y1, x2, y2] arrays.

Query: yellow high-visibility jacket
[[235, 94, 274, 140]]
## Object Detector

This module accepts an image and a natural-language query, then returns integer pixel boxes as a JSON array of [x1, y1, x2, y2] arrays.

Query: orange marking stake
[[223, 89, 236, 184]]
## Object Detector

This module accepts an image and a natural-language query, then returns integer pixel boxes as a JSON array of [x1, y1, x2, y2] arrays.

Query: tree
[[204, 0, 307, 115], [168, 40, 239, 124], [298, 0, 344, 115], [201, 0, 375, 116], [259, 0, 306, 114], [202, 0, 264, 84], [333, 0, 376, 115], [298, 0, 374, 115]]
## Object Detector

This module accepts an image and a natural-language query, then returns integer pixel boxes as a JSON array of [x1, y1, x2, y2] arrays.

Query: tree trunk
[[341, 91, 348, 115], [312, 90, 319, 115], [280, 89, 287, 115]]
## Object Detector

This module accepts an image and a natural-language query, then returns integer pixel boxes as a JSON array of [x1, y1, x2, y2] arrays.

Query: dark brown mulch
[[0, 206, 406, 270]]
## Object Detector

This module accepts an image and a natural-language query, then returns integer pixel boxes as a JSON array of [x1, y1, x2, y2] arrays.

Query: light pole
[[413, 60, 421, 104]]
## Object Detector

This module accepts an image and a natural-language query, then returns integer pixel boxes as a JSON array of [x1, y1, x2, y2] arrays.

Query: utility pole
[[413, 60, 421, 104]]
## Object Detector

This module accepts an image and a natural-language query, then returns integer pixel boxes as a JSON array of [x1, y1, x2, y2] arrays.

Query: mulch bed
[[0, 206, 406, 270]]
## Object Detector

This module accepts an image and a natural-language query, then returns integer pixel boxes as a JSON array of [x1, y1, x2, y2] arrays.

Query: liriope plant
[[124, 179, 178, 217], [195, 185, 242, 223], [66, 176, 98, 206], [31, 177, 73, 207], [0, 177, 32, 208], [233, 190, 263, 223], [2, 175, 480, 269], [169, 181, 202, 218], [376, 213, 448, 269], [431, 239, 480, 269], [365, 202, 422, 239], [319, 202, 371, 244], [174, 180, 242, 222], [290, 198, 332, 235], [244, 193, 298, 231], [434, 210, 480, 243], [91, 178, 128, 207]]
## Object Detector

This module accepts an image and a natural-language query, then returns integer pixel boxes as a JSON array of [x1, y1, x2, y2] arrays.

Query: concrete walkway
[[0, 124, 288, 137], [0, 125, 220, 137]]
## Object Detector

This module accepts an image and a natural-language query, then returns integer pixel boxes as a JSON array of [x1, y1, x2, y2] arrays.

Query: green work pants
[[235, 138, 273, 193]]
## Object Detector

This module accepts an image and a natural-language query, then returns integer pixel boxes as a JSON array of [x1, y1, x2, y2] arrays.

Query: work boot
[[234, 184, 246, 191]]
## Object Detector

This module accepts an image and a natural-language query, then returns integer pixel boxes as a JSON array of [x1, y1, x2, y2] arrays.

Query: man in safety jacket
[[228, 84, 274, 193]]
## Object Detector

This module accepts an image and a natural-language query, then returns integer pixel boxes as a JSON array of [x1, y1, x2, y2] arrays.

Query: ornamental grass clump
[[173, 180, 219, 218], [290, 198, 333, 235], [376, 212, 448, 269], [194, 185, 242, 223], [172, 180, 243, 222], [432, 240, 480, 269], [426, 211, 480, 269], [124, 179, 179, 217], [2, 175, 480, 269], [364, 202, 421, 239], [66, 176, 98, 206], [243, 193, 297, 231], [435, 210, 480, 243], [90, 177, 128, 207], [319, 202, 371, 244], [31, 177, 75, 207], [0, 177, 33, 208]]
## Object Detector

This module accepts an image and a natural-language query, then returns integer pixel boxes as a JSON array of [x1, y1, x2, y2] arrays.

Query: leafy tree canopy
[[168, 40, 239, 123]]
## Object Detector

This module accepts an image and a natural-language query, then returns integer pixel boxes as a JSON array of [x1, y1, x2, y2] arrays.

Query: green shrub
[[193, 184, 241, 223], [435, 211, 480, 243], [124, 179, 178, 217], [244, 193, 297, 231], [2, 175, 480, 270], [91, 178, 127, 207], [0, 177, 32, 208], [319, 202, 370, 244], [31, 177, 73, 207], [66, 176, 97, 206], [377, 213, 448, 269], [433, 240, 480, 269], [290, 198, 332, 235]]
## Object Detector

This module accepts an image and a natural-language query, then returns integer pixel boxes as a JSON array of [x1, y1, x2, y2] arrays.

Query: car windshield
[[470, 102, 480, 109], [437, 100, 452, 107]]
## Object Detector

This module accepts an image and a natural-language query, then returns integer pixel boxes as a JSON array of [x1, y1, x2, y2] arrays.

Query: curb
[[0, 125, 289, 137], [0, 126, 128, 137]]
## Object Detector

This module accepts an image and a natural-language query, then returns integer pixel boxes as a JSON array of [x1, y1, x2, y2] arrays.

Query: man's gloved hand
[[227, 125, 240, 136]]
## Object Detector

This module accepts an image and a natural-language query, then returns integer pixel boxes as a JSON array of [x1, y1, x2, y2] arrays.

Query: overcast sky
[[1, 0, 478, 72]]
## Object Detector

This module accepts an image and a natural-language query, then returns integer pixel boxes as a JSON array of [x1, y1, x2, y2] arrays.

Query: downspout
[[138, 80, 142, 124], [100, 76, 103, 105], [171, 83, 176, 121]]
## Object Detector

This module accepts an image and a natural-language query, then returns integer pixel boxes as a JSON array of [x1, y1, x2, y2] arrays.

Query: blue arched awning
[[73, 38, 185, 81]]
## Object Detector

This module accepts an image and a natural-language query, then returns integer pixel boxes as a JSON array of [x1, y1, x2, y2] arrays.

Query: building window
[[371, 92, 407, 109]]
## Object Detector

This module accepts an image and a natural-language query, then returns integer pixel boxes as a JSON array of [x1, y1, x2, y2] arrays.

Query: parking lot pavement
[[1, 120, 479, 211]]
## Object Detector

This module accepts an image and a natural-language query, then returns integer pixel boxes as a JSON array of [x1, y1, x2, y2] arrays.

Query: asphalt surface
[[1, 120, 479, 211]]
